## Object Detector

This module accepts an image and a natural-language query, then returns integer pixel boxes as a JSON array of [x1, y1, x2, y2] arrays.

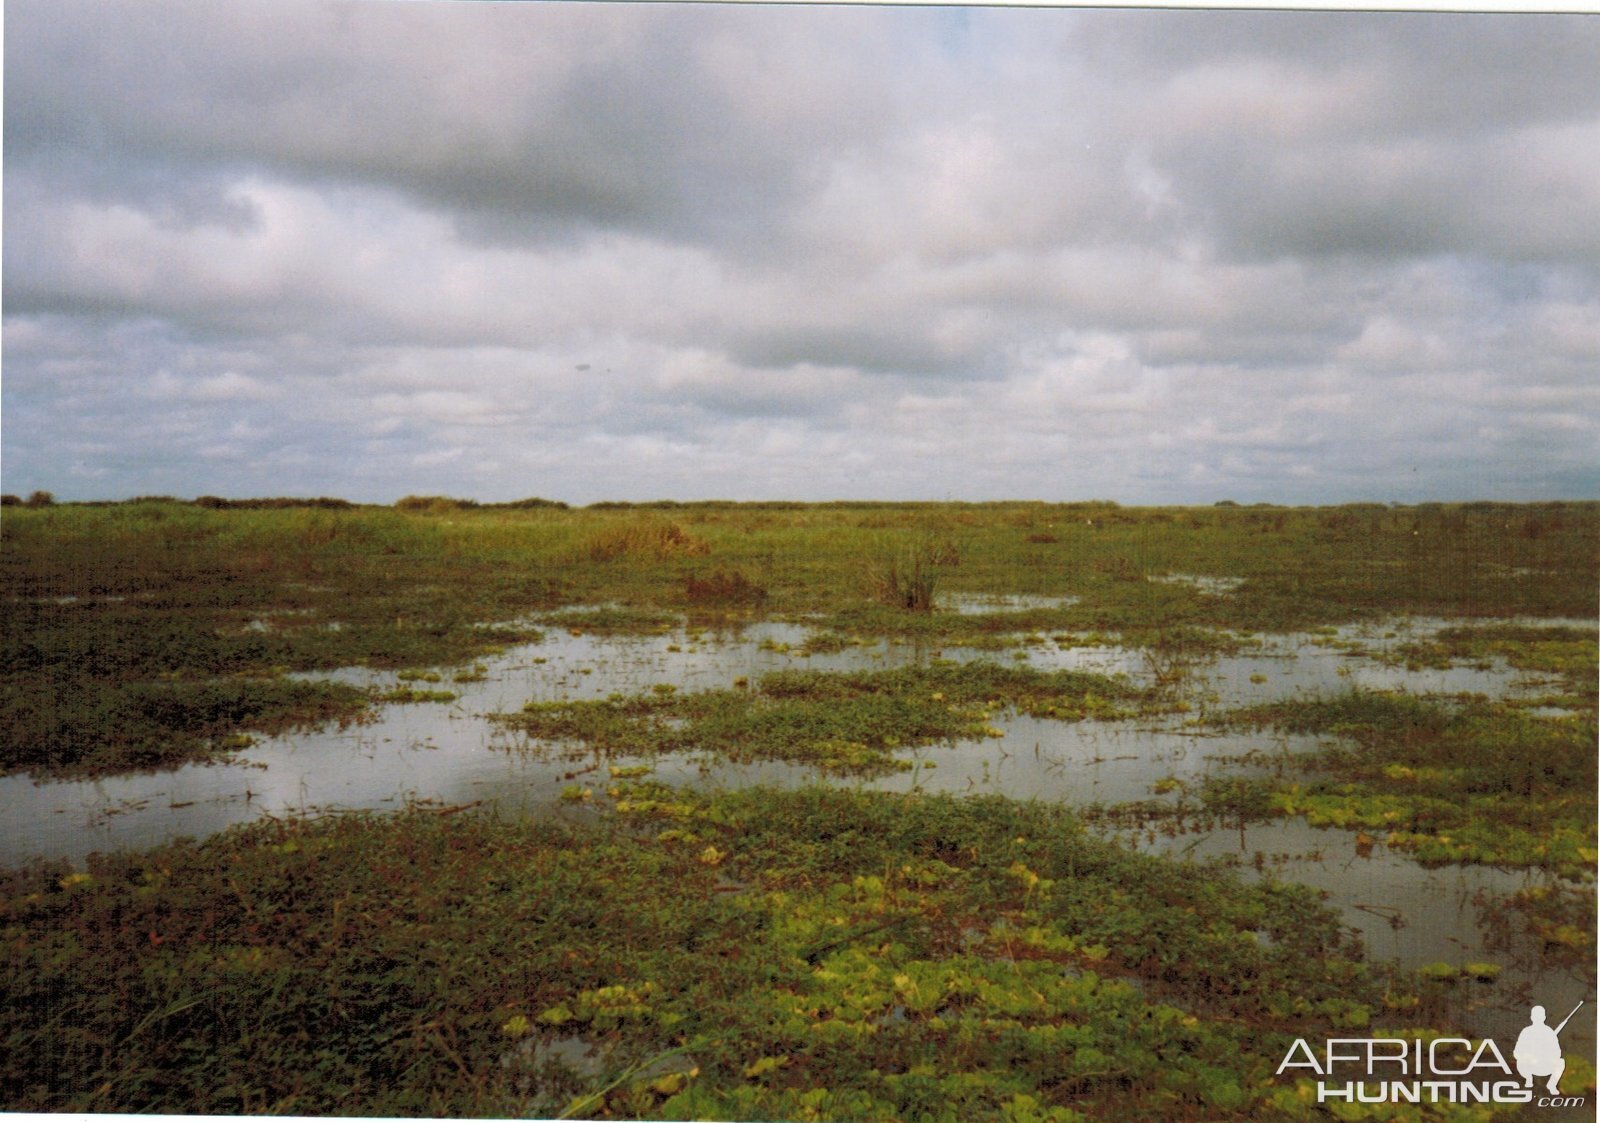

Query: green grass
[[495, 662, 1157, 776], [0, 675, 371, 776], [377, 687, 459, 704], [6, 499, 1595, 632], [1194, 691, 1600, 880], [4, 786, 1546, 1120]]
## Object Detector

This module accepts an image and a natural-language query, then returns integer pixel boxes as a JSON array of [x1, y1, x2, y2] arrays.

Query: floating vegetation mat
[[493, 661, 1164, 777]]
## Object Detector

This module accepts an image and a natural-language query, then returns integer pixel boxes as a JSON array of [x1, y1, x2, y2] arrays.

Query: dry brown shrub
[[684, 568, 767, 605]]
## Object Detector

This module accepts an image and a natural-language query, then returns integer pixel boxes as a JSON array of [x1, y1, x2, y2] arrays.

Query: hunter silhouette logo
[[1515, 1002, 1581, 1096]]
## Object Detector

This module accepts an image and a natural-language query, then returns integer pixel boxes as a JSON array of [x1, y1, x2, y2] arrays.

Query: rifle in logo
[[1515, 1001, 1583, 1096]]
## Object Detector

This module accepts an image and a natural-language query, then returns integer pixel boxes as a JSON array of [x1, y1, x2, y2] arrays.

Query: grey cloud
[[1155, 128, 1600, 264], [1073, 11, 1600, 136], [725, 322, 1000, 380], [1069, 12, 1600, 265], [4, 3, 1597, 505], [5, 0, 912, 249]]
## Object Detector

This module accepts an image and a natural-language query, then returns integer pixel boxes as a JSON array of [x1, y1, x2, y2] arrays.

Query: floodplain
[[1, 498, 1595, 1119]]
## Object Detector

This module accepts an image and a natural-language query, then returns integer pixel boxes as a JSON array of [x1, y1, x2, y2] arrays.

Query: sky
[[3, 1, 1598, 506]]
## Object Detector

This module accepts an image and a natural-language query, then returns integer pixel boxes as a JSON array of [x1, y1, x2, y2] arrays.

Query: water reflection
[[0, 615, 1576, 865]]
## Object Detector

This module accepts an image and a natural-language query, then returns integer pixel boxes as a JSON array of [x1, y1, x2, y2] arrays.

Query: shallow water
[[0, 614, 1576, 864], [1, 613, 1591, 1048], [864, 719, 1316, 806], [1023, 617, 1550, 710], [940, 592, 1081, 615], [8, 616, 1554, 867], [1149, 573, 1247, 595], [1130, 820, 1593, 1055]]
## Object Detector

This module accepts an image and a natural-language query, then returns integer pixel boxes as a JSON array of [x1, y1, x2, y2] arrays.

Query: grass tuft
[[866, 534, 960, 611]]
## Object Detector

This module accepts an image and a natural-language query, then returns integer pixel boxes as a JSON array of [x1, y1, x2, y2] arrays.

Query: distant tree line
[[0, 491, 58, 507], [1, 492, 1591, 517], [195, 496, 357, 509], [394, 495, 569, 512], [0, 494, 570, 511]]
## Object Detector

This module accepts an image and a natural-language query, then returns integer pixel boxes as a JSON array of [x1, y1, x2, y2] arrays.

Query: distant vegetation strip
[[7, 492, 1597, 516]]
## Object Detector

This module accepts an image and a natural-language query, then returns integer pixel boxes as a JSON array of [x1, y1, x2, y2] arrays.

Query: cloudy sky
[[4, 1, 1597, 505]]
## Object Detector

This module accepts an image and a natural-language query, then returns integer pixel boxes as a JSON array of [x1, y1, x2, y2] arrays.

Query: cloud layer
[[5, 2, 1597, 503]]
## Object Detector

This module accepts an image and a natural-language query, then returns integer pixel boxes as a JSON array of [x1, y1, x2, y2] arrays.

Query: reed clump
[[866, 534, 959, 611]]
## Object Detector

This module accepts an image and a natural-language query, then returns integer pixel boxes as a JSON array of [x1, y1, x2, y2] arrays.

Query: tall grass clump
[[489, 496, 569, 510], [866, 533, 959, 611]]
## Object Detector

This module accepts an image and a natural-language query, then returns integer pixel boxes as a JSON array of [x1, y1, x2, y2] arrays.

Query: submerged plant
[[1209, 690, 1598, 879]]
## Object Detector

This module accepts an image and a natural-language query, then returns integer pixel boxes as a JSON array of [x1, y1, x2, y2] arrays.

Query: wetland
[[1, 498, 1596, 1119]]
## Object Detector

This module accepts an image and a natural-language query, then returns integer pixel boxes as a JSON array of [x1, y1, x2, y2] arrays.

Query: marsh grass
[[537, 607, 679, 634], [682, 568, 767, 606], [1477, 883, 1597, 984], [496, 662, 1155, 775], [2, 497, 1595, 1116], [2, 499, 1595, 779], [377, 686, 459, 704], [1, 786, 1513, 1119], [1208, 691, 1599, 879], [1383, 623, 1598, 705], [0, 672, 370, 775], [394, 494, 479, 513], [865, 533, 960, 611], [584, 520, 710, 563]]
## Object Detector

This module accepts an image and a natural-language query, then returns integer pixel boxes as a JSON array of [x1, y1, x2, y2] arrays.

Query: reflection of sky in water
[[0, 616, 1580, 865], [939, 593, 1080, 615], [1129, 821, 1592, 1052], [1, 613, 1591, 1050], [862, 720, 1319, 807], [1148, 573, 1247, 595]]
